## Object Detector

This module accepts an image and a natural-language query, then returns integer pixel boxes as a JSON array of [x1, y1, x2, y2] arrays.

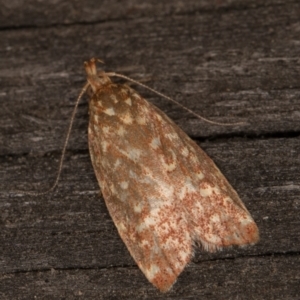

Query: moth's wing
[[88, 84, 259, 292], [153, 105, 259, 251], [88, 86, 192, 291]]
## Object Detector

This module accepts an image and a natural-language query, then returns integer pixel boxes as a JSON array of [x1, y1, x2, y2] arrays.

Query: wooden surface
[[0, 0, 299, 299]]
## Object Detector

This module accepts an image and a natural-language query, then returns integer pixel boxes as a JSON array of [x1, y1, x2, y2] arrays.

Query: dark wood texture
[[0, 0, 299, 299]]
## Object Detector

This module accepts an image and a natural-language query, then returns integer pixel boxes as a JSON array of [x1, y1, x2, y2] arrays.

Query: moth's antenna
[[10, 82, 90, 196], [106, 72, 245, 126], [6, 66, 244, 196]]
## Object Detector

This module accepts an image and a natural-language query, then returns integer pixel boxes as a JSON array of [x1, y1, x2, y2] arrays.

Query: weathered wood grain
[[0, 256, 299, 299], [0, 0, 299, 299], [0, 0, 292, 28]]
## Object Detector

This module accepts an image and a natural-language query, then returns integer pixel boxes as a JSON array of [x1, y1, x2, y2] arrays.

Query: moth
[[84, 58, 259, 292]]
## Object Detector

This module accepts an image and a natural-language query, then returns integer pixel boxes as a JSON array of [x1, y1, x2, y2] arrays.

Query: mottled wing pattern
[[85, 59, 259, 292]]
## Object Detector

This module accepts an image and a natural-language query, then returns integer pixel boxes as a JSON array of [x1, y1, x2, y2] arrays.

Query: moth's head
[[84, 58, 112, 93]]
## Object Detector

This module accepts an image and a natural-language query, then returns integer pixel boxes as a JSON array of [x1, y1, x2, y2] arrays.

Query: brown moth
[[84, 58, 259, 292]]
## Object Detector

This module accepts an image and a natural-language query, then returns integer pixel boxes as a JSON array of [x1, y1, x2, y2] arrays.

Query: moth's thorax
[[89, 83, 144, 122], [87, 73, 112, 93]]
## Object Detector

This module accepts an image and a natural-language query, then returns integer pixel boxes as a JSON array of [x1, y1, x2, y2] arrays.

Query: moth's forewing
[[85, 58, 259, 292]]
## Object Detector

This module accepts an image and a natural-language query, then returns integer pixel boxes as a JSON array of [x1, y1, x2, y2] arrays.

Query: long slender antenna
[[12, 82, 90, 196], [7, 67, 245, 196], [106, 72, 246, 126]]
